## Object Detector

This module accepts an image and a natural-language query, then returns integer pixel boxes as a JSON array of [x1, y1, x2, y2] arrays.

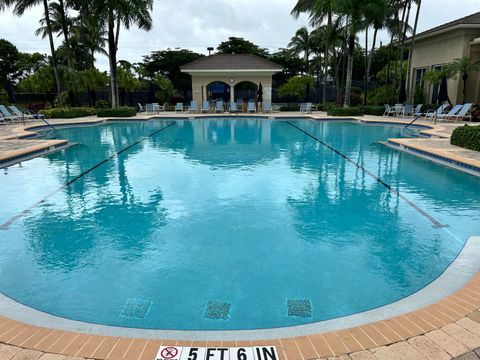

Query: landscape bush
[[39, 107, 96, 119], [358, 105, 385, 116], [96, 107, 136, 117], [327, 107, 364, 117], [451, 125, 480, 152]]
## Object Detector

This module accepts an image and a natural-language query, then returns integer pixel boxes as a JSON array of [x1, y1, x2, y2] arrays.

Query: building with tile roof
[[181, 54, 283, 107], [407, 12, 480, 104]]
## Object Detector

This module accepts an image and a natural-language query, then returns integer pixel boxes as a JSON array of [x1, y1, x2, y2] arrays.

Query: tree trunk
[[406, 0, 421, 103], [323, 12, 332, 105], [58, 0, 73, 68], [386, 33, 394, 86], [363, 27, 369, 106], [108, 10, 118, 108], [343, 34, 355, 108], [43, 0, 61, 95], [396, 1, 411, 102], [366, 27, 378, 105], [463, 73, 468, 104]]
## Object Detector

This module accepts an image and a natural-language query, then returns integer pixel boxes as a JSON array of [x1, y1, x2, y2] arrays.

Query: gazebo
[[180, 54, 283, 105]]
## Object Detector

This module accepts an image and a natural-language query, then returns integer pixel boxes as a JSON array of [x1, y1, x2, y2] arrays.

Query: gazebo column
[[230, 85, 235, 103]]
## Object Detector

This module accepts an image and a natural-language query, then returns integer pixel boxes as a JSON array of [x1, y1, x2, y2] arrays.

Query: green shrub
[[359, 105, 385, 116], [39, 107, 96, 119], [95, 100, 110, 108], [413, 87, 425, 105], [451, 125, 480, 152], [96, 107, 136, 118], [368, 85, 394, 105], [327, 107, 364, 117]]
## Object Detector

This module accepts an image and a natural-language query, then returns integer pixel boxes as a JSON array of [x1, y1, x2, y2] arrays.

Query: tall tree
[[96, 0, 153, 108], [217, 37, 269, 57], [289, 27, 312, 75], [12, 0, 62, 94], [406, 0, 422, 102], [448, 57, 480, 104]]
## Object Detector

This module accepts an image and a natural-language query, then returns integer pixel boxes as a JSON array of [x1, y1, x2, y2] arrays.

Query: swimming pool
[[0, 118, 479, 332]]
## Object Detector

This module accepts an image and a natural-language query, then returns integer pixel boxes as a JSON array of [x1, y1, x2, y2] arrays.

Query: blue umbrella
[[257, 82, 263, 103]]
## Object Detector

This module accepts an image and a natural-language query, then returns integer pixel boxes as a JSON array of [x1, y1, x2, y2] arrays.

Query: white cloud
[[0, 0, 479, 71]]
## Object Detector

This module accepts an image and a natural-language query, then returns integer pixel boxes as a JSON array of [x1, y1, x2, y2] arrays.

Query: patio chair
[[425, 104, 447, 120], [272, 104, 282, 113], [215, 101, 224, 113], [138, 103, 146, 113], [437, 104, 463, 121], [236, 99, 244, 112], [201, 101, 210, 113], [229, 102, 238, 113], [247, 101, 256, 113], [452, 103, 473, 122], [413, 104, 423, 117], [0, 105, 22, 122], [402, 104, 414, 118], [383, 104, 396, 116], [264, 102, 273, 113], [175, 103, 184, 112], [394, 104, 404, 117], [188, 101, 198, 113], [10, 105, 43, 121]]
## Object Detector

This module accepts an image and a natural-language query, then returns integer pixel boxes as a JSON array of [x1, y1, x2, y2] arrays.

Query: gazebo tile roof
[[181, 54, 283, 71]]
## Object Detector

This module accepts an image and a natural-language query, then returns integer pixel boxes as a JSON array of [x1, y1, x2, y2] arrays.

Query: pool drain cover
[[120, 298, 152, 319], [204, 300, 231, 320], [287, 299, 312, 318]]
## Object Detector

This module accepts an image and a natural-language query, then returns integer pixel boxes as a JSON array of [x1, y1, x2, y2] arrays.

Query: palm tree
[[423, 67, 456, 105], [35, 1, 72, 39], [289, 27, 312, 75], [95, 0, 153, 108], [406, 0, 422, 102], [12, 0, 62, 94], [292, 0, 338, 104], [447, 57, 480, 104]]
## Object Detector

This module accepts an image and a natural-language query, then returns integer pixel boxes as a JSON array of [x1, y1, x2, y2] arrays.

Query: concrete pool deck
[[0, 112, 480, 359]]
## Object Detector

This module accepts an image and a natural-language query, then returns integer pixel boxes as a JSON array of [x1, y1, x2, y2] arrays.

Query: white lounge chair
[[201, 101, 210, 113], [264, 102, 273, 113], [236, 99, 244, 112], [452, 103, 473, 122], [215, 101, 224, 113], [425, 104, 447, 120], [384, 104, 396, 116], [0, 105, 22, 122], [394, 104, 404, 117], [247, 101, 256, 113], [138, 103, 146, 113], [175, 103, 184, 112], [187, 101, 198, 113], [10, 105, 43, 121], [229, 102, 238, 113], [413, 104, 423, 118], [402, 104, 414, 119], [437, 104, 463, 121]]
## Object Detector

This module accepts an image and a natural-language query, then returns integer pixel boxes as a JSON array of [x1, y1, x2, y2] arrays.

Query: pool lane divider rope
[[286, 121, 448, 229], [0, 121, 176, 231]]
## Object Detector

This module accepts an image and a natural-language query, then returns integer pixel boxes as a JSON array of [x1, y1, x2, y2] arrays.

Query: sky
[[0, 0, 480, 71]]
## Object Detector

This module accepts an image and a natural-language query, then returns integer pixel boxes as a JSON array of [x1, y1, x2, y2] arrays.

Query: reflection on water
[[0, 118, 478, 330]]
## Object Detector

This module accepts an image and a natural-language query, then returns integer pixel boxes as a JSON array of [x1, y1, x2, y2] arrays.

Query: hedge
[[39, 107, 96, 119], [327, 107, 364, 117], [451, 125, 480, 152], [358, 105, 385, 116], [96, 107, 136, 118]]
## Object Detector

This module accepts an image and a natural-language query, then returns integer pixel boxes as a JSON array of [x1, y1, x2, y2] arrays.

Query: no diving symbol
[[160, 347, 178, 359]]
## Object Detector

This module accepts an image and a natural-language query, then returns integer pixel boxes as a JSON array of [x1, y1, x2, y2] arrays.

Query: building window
[[415, 68, 426, 88], [431, 64, 444, 103]]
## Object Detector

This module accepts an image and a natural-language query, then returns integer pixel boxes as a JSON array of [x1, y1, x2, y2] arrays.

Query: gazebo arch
[[180, 54, 282, 105], [234, 81, 258, 102], [206, 81, 230, 102]]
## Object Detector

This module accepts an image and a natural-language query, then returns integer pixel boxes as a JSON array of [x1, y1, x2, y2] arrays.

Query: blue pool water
[[0, 118, 479, 331]]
